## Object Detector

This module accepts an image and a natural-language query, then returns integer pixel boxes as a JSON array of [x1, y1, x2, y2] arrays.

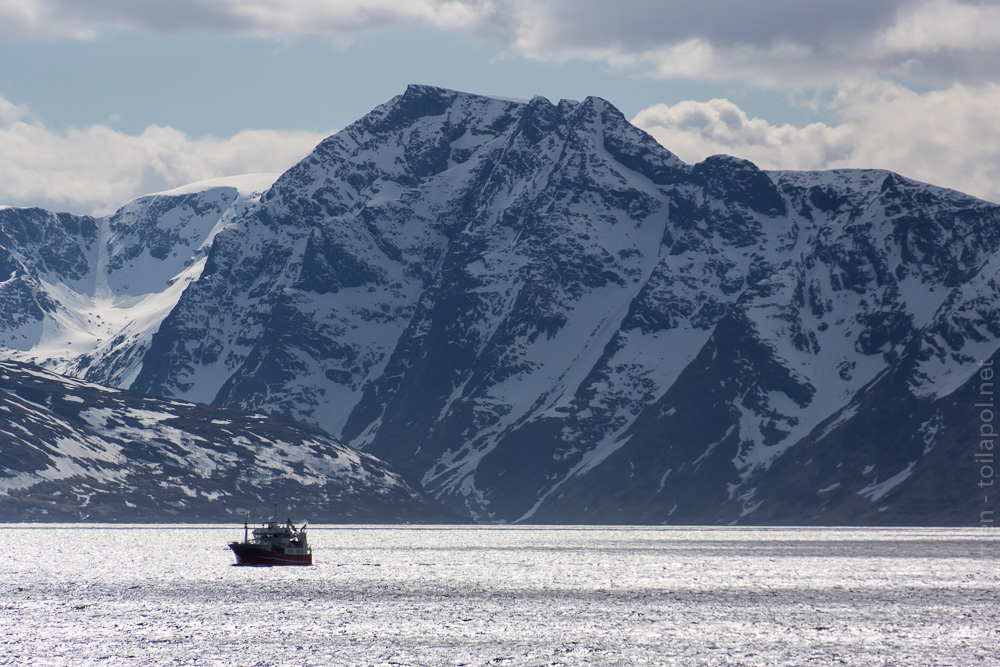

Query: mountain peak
[[402, 83, 536, 106], [381, 84, 624, 130]]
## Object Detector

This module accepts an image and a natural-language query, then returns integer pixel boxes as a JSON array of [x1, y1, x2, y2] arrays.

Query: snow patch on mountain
[[0, 360, 459, 522]]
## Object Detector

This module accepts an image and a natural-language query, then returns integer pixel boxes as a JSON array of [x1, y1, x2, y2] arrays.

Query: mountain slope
[[0, 174, 276, 388], [3, 85, 999, 525], [0, 360, 457, 522]]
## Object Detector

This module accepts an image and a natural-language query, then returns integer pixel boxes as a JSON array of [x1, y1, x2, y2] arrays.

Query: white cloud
[[632, 99, 855, 172], [632, 81, 1000, 204], [0, 105, 328, 214], [0, 97, 28, 125], [876, 0, 1000, 55]]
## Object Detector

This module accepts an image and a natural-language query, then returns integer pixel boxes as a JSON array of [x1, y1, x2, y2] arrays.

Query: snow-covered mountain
[[0, 174, 277, 386], [0, 360, 457, 522], [3, 85, 999, 525]]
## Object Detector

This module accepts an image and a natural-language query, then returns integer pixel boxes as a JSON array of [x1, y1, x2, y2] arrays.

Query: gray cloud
[[504, 0, 1000, 86], [0, 0, 500, 39], [4, 1, 996, 85], [506, 0, 900, 55]]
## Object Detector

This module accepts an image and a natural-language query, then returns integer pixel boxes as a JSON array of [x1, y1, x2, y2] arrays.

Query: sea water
[[0, 525, 997, 666]]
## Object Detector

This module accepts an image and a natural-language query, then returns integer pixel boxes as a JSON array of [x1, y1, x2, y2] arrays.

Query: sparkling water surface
[[1, 525, 997, 665]]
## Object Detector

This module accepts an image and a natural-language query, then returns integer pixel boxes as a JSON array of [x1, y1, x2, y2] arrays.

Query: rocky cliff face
[[3, 85, 998, 525]]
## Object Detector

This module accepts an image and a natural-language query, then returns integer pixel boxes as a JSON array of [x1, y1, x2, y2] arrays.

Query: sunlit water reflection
[[1, 525, 997, 665]]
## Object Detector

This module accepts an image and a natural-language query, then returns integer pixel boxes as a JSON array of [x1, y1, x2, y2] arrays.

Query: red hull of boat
[[230, 544, 312, 566]]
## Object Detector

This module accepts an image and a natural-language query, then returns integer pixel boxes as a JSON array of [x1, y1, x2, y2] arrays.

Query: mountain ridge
[[0, 359, 459, 522], [2, 84, 998, 525]]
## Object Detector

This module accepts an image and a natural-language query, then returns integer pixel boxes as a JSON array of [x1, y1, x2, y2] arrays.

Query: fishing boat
[[229, 505, 312, 566]]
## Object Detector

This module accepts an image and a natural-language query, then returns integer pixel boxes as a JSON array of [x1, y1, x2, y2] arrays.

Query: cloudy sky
[[2, 0, 998, 214]]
